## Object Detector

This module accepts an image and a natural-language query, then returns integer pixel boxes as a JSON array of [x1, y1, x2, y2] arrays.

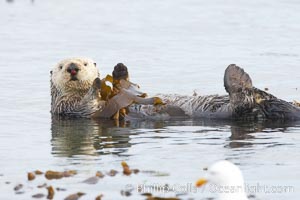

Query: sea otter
[[50, 58, 162, 118], [50, 58, 103, 117], [125, 64, 300, 120], [50, 59, 300, 120]]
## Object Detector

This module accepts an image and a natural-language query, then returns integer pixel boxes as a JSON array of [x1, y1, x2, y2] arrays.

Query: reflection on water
[[51, 118, 132, 157], [50, 117, 182, 157], [228, 120, 299, 148], [51, 117, 300, 158], [49, 117, 300, 199]]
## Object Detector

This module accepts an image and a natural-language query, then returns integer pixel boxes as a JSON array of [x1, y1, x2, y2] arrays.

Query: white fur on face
[[51, 57, 99, 91]]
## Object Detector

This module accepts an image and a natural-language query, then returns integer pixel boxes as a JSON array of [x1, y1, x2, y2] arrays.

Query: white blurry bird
[[196, 160, 248, 200]]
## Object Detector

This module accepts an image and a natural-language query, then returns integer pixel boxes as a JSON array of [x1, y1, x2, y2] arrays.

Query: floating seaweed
[[34, 170, 44, 175], [9, 161, 179, 199], [121, 161, 132, 175], [141, 191, 181, 199], [95, 171, 105, 178], [28, 172, 36, 181], [82, 171, 104, 184], [56, 187, 67, 191], [64, 192, 85, 200], [37, 183, 47, 188], [45, 170, 77, 180], [120, 189, 132, 197], [82, 176, 100, 185], [32, 193, 45, 198], [14, 184, 23, 191], [95, 194, 104, 200], [145, 195, 180, 200], [107, 169, 118, 176], [47, 186, 55, 199]]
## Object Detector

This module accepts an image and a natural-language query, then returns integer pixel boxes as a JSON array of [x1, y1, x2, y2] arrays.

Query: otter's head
[[51, 58, 99, 93]]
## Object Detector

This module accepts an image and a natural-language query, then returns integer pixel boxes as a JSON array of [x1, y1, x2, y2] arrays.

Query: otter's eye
[[84, 63, 88, 66], [59, 65, 63, 70], [50, 70, 53, 75], [94, 62, 97, 67]]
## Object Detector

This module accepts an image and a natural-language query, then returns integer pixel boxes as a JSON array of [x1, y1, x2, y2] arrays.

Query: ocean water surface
[[0, 0, 299, 199]]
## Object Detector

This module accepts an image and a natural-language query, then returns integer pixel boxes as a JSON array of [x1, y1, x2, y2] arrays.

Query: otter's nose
[[67, 63, 79, 76]]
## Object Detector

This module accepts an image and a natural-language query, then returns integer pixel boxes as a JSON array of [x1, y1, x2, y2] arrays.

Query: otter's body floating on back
[[50, 58, 300, 120], [128, 64, 300, 120]]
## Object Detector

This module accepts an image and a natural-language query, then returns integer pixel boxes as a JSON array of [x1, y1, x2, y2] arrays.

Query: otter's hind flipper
[[223, 64, 300, 120], [224, 64, 260, 119], [224, 64, 253, 94]]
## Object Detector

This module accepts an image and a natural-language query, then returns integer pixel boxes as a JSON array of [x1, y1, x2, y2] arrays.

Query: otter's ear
[[94, 62, 97, 67]]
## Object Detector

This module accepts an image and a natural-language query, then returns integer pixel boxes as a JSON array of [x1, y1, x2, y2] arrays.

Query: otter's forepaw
[[92, 78, 102, 90]]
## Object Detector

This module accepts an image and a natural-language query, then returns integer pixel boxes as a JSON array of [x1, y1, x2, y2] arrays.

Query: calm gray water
[[0, 0, 300, 199]]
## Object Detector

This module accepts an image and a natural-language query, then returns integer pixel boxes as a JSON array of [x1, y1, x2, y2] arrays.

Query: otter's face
[[51, 58, 99, 92]]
